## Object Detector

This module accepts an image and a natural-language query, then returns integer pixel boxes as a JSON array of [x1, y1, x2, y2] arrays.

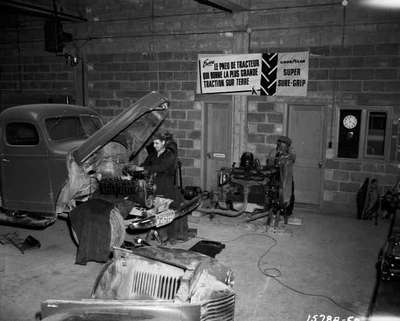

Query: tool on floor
[[0, 232, 41, 254]]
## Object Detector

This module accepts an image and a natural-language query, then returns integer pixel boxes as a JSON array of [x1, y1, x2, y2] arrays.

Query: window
[[337, 107, 391, 160], [365, 112, 386, 157], [81, 115, 102, 136], [45, 115, 102, 141], [6, 122, 39, 145]]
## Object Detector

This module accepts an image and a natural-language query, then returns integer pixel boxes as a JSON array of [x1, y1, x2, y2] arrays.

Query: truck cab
[[0, 104, 102, 227]]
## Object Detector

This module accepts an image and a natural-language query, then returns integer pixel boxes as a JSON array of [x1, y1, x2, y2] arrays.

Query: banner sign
[[198, 51, 309, 96]]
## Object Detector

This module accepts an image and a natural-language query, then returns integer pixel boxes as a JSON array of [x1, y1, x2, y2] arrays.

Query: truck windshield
[[45, 116, 102, 141]]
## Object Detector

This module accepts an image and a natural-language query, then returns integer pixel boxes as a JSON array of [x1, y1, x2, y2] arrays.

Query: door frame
[[199, 95, 238, 190], [286, 103, 328, 207]]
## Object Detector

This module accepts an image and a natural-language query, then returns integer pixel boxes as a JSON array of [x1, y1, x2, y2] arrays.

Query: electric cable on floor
[[196, 232, 362, 316]]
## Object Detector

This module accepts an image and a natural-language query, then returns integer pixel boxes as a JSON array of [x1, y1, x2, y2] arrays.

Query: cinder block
[[173, 72, 191, 81], [178, 120, 195, 130], [375, 44, 399, 55], [340, 182, 360, 193], [171, 110, 186, 119], [266, 134, 281, 144], [317, 81, 335, 91], [350, 172, 369, 182], [248, 134, 265, 143], [340, 161, 361, 171], [247, 113, 266, 123], [384, 81, 400, 92], [179, 157, 194, 167], [307, 81, 318, 92], [185, 149, 201, 158], [187, 130, 201, 139], [363, 81, 385, 92], [170, 91, 190, 100], [362, 162, 385, 172], [333, 170, 349, 181], [182, 81, 196, 90], [332, 191, 350, 203], [319, 57, 339, 68], [184, 167, 201, 177], [187, 111, 201, 120], [164, 82, 182, 90], [267, 112, 283, 124], [351, 69, 374, 80], [375, 69, 397, 80], [330, 46, 353, 56], [179, 139, 194, 148], [353, 45, 376, 56], [329, 69, 351, 80], [324, 180, 339, 191], [257, 123, 275, 133], [339, 81, 362, 92], [338, 57, 365, 68], [309, 69, 329, 80], [159, 72, 174, 81], [257, 102, 275, 112]]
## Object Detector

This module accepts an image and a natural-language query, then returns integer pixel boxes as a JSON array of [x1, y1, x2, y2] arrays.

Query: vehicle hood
[[55, 92, 169, 214], [73, 91, 169, 165], [49, 140, 86, 156]]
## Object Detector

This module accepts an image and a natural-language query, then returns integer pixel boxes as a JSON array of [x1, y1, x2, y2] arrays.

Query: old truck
[[0, 91, 198, 232]]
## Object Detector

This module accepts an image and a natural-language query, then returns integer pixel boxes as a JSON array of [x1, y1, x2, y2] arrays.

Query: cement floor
[[0, 207, 391, 321]]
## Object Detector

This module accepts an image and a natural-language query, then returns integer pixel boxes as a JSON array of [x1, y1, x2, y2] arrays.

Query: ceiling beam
[[195, 0, 248, 13], [0, 0, 86, 22]]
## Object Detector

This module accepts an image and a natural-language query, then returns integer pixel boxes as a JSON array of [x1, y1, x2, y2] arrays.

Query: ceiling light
[[361, 0, 400, 9]]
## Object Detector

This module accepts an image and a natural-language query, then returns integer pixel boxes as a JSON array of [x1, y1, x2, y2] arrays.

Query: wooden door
[[204, 102, 233, 190], [288, 105, 325, 205]]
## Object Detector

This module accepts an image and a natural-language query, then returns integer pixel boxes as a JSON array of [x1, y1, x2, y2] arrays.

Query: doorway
[[288, 105, 326, 205], [203, 102, 233, 191]]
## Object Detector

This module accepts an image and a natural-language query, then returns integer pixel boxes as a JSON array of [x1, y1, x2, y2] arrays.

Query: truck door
[[1, 122, 53, 213]]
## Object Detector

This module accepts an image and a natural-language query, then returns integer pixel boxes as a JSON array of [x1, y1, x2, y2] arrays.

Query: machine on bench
[[198, 147, 295, 229]]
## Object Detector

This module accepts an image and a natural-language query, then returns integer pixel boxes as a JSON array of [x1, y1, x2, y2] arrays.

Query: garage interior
[[0, 0, 400, 321]]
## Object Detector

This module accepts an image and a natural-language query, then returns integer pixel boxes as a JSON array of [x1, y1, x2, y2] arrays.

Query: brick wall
[[0, 50, 76, 108], [1, 0, 400, 213], [249, 43, 400, 215], [86, 51, 202, 186]]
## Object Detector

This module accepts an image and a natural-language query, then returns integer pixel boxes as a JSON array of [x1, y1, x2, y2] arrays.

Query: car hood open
[[73, 91, 169, 165], [55, 92, 169, 214]]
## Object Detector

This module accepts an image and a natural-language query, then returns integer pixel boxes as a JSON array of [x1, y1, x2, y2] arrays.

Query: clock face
[[343, 115, 358, 129]]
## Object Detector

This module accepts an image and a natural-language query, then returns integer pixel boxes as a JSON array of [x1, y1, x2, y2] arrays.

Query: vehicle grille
[[131, 270, 181, 300], [200, 293, 235, 321], [128, 260, 184, 300]]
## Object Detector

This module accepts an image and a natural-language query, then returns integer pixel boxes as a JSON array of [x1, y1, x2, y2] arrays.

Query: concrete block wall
[[0, 52, 76, 108], [246, 97, 284, 163], [86, 51, 202, 186], [1, 0, 400, 213], [250, 43, 400, 214]]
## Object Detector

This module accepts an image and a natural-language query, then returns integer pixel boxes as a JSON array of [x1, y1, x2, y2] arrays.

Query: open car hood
[[55, 92, 169, 214], [73, 91, 169, 165]]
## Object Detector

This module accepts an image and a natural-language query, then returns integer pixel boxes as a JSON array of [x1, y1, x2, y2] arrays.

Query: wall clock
[[343, 115, 358, 129]]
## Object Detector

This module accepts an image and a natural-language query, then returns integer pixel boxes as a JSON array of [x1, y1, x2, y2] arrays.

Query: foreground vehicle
[[41, 246, 235, 321]]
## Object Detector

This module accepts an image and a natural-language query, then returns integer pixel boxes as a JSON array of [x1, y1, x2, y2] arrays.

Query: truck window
[[45, 116, 102, 141], [6, 122, 39, 145], [46, 116, 86, 141], [81, 115, 102, 136]]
